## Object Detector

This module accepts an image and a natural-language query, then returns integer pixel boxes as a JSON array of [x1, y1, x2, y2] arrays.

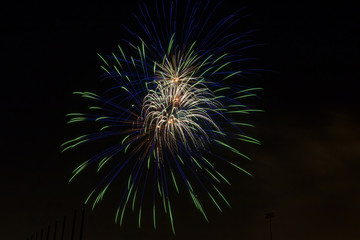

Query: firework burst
[[62, 0, 262, 234]]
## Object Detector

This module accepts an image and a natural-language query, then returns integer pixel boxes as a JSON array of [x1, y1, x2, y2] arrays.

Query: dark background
[[1, 0, 359, 239]]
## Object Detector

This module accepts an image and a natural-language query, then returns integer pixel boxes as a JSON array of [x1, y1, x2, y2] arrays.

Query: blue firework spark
[[62, 0, 262, 234]]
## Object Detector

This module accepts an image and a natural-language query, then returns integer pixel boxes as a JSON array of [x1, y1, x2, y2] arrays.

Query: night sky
[[2, 0, 359, 239]]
